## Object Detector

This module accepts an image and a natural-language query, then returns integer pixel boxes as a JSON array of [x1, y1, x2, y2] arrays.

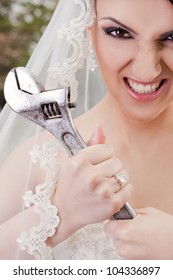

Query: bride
[[1, 0, 173, 260]]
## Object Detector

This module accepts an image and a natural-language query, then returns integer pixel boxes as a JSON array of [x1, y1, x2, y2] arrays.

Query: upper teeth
[[127, 79, 161, 94]]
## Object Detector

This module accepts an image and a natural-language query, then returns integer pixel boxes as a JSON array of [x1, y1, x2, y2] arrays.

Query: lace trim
[[54, 223, 121, 260], [48, 0, 96, 102], [17, 138, 61, 260]]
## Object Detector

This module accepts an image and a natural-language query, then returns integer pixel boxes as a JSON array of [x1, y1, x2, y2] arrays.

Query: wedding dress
[[53, 223, 120, 260]]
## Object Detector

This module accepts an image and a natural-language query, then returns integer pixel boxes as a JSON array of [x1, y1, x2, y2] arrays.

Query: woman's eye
[[165, 34, 173, 41], [103, 27, 132, 39]]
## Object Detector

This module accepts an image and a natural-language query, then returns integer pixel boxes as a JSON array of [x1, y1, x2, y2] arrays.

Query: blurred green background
[[0, 0, 58, 110]]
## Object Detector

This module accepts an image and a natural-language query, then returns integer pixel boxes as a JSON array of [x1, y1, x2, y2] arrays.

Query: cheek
[[162, 49, 173, 73], [94, 36, 135, 77]]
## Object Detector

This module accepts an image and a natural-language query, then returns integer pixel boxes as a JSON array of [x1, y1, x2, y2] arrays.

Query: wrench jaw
[[14, 67, 45, 94], [4, 67, 86, 155], [4, 67, 44, 114]]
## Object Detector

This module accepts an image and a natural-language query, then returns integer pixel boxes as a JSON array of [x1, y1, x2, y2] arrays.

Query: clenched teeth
[[127, 78, 161, 94]]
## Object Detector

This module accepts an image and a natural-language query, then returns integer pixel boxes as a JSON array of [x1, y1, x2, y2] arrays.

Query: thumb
[[87, 123, 106, 146]]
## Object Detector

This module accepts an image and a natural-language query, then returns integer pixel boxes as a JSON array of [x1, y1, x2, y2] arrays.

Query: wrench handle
[[61, 131, 86, 156], [113, 202, 136, 220]]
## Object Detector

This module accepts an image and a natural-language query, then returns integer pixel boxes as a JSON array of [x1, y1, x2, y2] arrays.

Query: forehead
[[96, 0, 173, 35], [96, 0, 172, 14]]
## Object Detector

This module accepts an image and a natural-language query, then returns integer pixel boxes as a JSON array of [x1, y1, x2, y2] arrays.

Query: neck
[[99, 94, 173, 148]]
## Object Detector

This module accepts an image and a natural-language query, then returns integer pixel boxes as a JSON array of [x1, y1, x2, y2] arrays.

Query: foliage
[[0, 0, 58, 109]]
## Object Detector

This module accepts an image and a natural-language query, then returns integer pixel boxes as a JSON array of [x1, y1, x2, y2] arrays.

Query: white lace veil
[[0, 0, 106, 259], [0, 0, 105, 162], [0, 0, 106, 164]]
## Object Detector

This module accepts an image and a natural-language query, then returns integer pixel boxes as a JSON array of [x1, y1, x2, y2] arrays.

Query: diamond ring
[[114, 171, 128, 187]]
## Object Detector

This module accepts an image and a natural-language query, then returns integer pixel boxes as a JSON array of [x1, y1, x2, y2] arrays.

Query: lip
[[124, 78, 169, 102]]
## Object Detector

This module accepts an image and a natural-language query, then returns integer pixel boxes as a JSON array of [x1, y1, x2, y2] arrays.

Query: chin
[[122, 107, 164, 123]]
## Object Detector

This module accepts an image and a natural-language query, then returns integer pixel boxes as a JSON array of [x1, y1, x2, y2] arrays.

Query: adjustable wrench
[[4, 67, 136, 220]]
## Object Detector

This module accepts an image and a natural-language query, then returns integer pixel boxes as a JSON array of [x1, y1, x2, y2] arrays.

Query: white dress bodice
[[53, 223, 120, 260]]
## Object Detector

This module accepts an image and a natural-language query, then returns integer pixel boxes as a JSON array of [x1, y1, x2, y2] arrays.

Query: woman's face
[[90, 0, 173, 122]]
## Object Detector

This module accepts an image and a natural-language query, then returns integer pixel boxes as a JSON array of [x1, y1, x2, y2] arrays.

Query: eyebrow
[[100, 17, 137, 35], [101, 17, 173, 41]]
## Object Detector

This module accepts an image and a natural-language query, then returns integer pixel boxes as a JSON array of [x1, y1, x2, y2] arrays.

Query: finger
[[87, 123, 106, 145], [95, 177, 122, 197], [111, 183, 134, 212], [104, 219, 130, 239], [95, 157, 122, 177], [134, 207, 155, 215], [77, 144, 114, 165], [104, 220, 119, 238]]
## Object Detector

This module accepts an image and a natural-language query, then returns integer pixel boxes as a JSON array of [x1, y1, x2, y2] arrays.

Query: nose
[[131, 44, 162, 82]]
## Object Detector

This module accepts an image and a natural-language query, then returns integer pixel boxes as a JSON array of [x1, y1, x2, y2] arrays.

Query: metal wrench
[[4, 67, 136, 220]]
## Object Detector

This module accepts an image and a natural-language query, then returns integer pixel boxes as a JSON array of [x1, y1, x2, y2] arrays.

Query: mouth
[[124, 77, 168, 101]]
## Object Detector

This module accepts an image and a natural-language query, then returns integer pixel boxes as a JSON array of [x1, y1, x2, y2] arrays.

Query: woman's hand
[[52, 124, 133, 239], [105, 207, 173, 259]]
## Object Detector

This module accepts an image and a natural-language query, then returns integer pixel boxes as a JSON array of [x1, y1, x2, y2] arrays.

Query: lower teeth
[[132, 89, 157, 94]]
